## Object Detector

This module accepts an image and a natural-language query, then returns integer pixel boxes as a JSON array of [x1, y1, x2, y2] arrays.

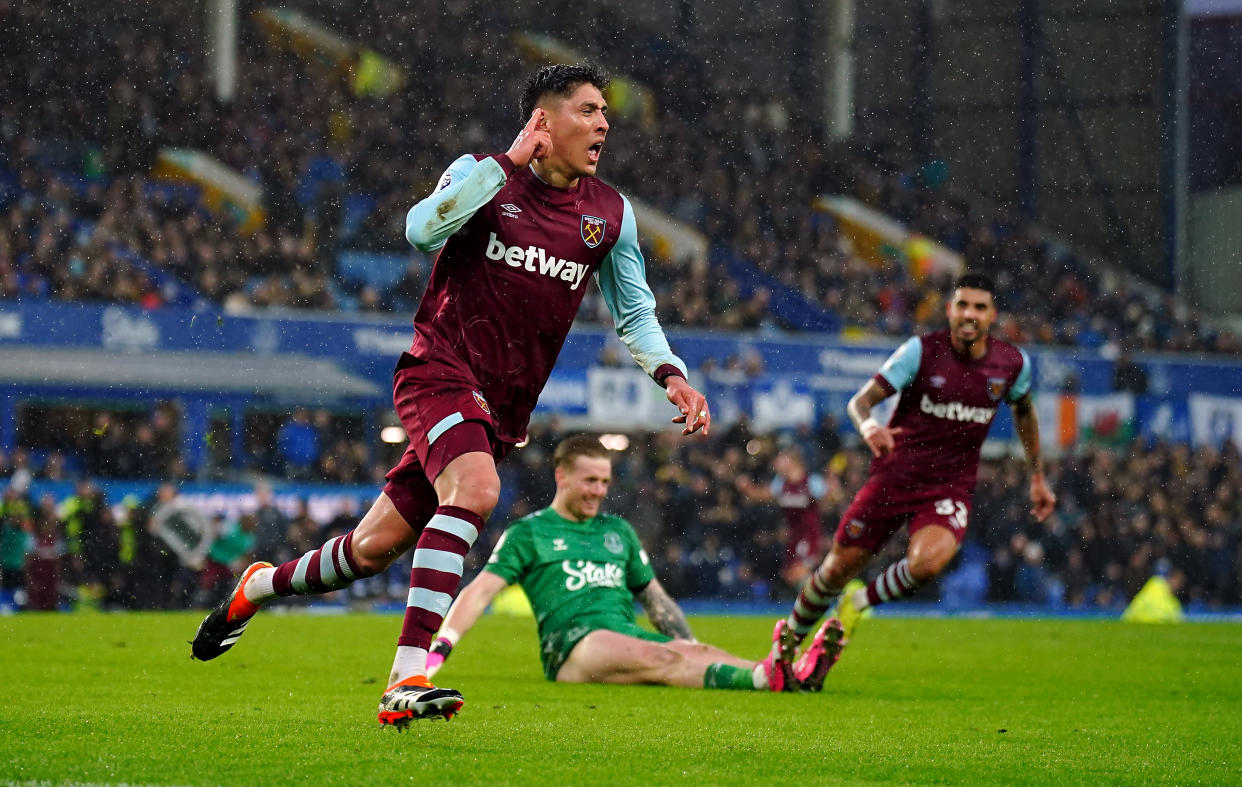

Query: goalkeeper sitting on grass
[[425, 434, 843, 693]]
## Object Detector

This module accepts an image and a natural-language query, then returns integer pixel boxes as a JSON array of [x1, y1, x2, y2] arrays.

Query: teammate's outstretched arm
[[425, 570, 509, 679], [594, 196, 710, 435], [847, 379, 901, 457], [635, 577, 695, 641], [1010, 393, 1057, 521]]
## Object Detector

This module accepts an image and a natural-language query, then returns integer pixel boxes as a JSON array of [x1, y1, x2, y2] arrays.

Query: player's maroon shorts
[[381, 352, 515, 527], [834, 474, 974, 553]]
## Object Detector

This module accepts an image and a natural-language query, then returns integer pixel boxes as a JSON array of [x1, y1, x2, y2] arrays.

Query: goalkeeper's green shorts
[[540, 618, 672, 681]]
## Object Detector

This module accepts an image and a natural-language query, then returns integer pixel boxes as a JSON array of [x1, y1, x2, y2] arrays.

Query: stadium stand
[[2, 1, 1240, 615]]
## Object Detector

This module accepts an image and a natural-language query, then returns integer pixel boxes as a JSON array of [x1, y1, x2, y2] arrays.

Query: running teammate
[[191, 64, 712, 726], [426, 435, 843, 693], [770, 272, 1056, 674]]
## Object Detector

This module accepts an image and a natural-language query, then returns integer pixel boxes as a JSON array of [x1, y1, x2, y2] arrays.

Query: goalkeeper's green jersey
[[484, 507, 655, 644]]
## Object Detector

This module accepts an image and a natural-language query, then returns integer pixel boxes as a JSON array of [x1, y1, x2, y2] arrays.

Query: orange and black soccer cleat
[[190, 561, 272, 661], [377, 675, 464, 728]]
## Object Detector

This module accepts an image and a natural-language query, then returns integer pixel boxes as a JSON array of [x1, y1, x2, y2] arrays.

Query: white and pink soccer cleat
[[760, 620, 798, 692]]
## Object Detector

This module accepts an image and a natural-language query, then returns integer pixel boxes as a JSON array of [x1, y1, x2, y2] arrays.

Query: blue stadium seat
[[337, 251, 408, 291]]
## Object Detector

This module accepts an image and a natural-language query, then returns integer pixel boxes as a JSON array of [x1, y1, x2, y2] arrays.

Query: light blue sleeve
[[1007, 348, 1034, 402], [877, 336, 922, 391], [405, 155, 508, 253], [809, 474, 828, 499], [769, 477, 783, 497], [595, 195, 687, 379]]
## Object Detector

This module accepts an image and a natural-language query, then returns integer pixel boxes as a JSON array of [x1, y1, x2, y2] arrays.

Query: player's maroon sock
[[788, 567, 842, 637], [397, 505, 484, 650], [864, 558, 919, 607], [270, 529, 373, 595]]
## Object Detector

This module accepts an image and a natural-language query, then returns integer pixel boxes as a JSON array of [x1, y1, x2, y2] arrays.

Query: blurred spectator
[[735, 446, 826, 587], [197, 511, 257, 606], [1112, 350, 1149, 394], [277, 409, 320, 480], [250, 482, 291, 565], [25, 504, 63, 610]]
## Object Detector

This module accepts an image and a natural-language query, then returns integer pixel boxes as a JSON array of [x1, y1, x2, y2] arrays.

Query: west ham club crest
[[472, 390, 491, 415], [986, 377, 1007, 402], [581, 215, 606, 248]]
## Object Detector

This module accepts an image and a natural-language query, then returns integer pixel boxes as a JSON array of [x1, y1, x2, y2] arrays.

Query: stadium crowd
[[1, 2, 1239, 614], [3, 0, 1238, 354], [2, 418, 1239, 613]]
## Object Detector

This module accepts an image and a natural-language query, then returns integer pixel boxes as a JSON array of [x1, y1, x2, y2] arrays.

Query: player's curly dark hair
[[519, 63, 610, 120], [953, 272, 996, 295], [553, 434, 610, 469]]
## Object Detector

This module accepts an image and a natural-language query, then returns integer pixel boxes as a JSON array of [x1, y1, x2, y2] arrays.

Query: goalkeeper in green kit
[[425, 435, 843, 692]]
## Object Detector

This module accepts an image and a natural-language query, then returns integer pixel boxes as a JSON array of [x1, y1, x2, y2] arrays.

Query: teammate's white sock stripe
[[793, 597, 820, 621], [412, 548, 465, 575], [886, 565, 903, 598], [318, 536, 344, 588], [875, 572, 891, 603], [407, 587, 454, 617], [426, 513, 479, 546], [897, 560, 914, 589], [334, 536, 356, 581], [802, 583, 830, 605], [290, 552, 314, 594], [752, 664, 768, 690]]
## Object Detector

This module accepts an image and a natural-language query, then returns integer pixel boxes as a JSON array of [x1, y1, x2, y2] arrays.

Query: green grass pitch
[[2, 611, 1240, 785]]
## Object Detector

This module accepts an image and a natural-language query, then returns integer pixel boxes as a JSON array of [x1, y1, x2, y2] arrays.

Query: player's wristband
[[859, 417, 882, 438], [429, 636, 454, 657], [653, 364, 686, 388]]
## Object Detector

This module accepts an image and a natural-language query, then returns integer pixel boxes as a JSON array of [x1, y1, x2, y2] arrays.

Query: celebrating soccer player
[[768, 272, 1057, 682], [191, 63, 712, 726], [425, 435, 842, 694]]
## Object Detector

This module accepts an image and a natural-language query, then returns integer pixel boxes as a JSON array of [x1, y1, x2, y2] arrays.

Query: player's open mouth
[[587, 142, 603, 163]]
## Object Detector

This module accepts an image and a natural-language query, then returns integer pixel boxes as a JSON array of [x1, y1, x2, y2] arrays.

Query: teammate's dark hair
[[952, 272, 995, 295], [553, 434, 611, 469], [519, 63, 610, 120]]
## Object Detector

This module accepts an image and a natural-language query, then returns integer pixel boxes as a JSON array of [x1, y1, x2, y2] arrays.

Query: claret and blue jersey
[[871, 330, 1032, 492], [403, 153, 686, 444]]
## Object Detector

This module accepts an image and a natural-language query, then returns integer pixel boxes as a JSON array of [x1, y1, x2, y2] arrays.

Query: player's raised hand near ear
[[506, 108, 552, 168]]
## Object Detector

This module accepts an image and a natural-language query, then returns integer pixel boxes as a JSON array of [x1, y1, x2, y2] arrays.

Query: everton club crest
[[581, 215, 606, 248], [986, 377, 1007, 402]]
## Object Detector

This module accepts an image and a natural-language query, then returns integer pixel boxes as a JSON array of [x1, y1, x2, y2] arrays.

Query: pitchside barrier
[[1, 302, 1242, 465]]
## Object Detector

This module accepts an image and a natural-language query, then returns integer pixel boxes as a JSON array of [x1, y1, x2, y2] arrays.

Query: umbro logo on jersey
[[485, 233, 590, 290], [552, 538, 568, 551], [500, 203, 522, 216]]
